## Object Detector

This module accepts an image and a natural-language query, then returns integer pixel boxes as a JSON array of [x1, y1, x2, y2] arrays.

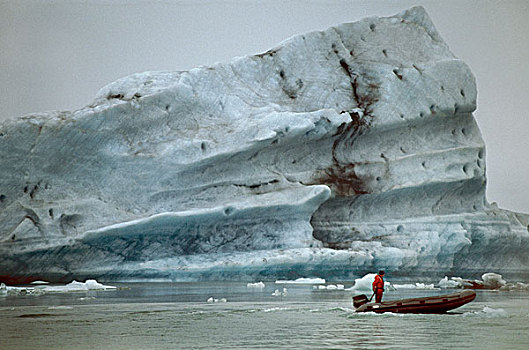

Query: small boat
[[352, 290, 476, 313]]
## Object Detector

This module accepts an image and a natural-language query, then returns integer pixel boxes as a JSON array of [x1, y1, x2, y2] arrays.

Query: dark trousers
[[375, 289, 383, 303]]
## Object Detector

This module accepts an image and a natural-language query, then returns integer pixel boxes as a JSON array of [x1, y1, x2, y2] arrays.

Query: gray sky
[[1, 0, 528, 213]]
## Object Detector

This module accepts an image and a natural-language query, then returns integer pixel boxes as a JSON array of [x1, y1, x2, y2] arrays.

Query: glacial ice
[[438, 272, 529, 290], [463, 306, 507, 318], [275, 278, 326, 285], [1, 6, 529, 283], [207, 297, 227, 303], [315, 284, 345, 290], [481, 272, 507, 289], [0, 279, 116, 297], [438, 276, 462, 289], [272, 288, 288, 297], [247, 282, 266, 289], [394, 283, 438, 290]]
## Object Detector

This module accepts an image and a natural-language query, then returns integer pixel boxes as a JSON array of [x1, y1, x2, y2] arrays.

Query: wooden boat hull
[[354, 290, 476, 314]]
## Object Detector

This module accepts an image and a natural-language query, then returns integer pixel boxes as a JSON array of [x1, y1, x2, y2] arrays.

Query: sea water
[[1, 282, 529, 349]]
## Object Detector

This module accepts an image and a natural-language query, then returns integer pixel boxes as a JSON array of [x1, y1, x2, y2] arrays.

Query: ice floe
[[207, 297, 227, 303], [315, 284, 345, 290], [0, 279, 116, 297], [275, 278, 325, 284], [438, 276, 463, 289], [393, 283, 439, 290], [41, 280, 117, 292], [247, 282, 265, 289], [438, 272, 529, 291], [263, 307, 290, 313], [272, 288, 288, 297], [464, 306, 507, 317]]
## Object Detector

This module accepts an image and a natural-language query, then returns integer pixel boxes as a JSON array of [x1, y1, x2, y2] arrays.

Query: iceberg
[[0, 279, 116, 297], [1, 7, 528, 283]]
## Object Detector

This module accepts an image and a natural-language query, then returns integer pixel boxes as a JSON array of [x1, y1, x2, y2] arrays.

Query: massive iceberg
[[1, 7, 528, 283]]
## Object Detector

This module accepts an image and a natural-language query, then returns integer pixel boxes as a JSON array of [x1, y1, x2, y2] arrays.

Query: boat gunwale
[[354, 290, 476, 313]]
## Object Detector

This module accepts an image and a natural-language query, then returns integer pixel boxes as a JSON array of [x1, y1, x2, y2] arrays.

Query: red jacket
[[373, 274, 384, 291]]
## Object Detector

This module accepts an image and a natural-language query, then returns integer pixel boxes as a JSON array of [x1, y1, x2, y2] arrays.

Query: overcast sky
[[1, 0, 528, 213]]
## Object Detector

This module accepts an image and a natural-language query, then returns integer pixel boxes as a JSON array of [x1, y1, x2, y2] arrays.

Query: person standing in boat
[[372, 270, 385, 303]]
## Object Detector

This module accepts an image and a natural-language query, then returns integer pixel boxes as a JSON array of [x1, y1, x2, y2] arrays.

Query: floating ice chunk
[[263, 307, 290, 313], [442, 273, 508, 290], [48, 306, 73, 310], [351, 274, 376, 292], [3, 285, 44, 296], [482, 306, 506, 316], [30, 281, 49, 285], [316, 284, 346, 290], [415, 283, 438, 290], [42, 279, 116, 292], [393, 284, 416, 290], [84, 279, 116, 290], [1, 279, 115, 297], [272, 288, 288, 296], [438, 276, 462, 289], [500, 282, 529, 291], [275, 278, 325, 284], [393, 282, 438, 290], [481, 273, 506, 289], [464, 306, 507, 317], [247, 282, 265, 289], [450, 277, 473, 288], [207, 297, 227, 303], [79, 296, 96, 301]]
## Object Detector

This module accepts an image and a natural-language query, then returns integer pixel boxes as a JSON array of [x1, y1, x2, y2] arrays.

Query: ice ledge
[[81, 185, 331, 242]]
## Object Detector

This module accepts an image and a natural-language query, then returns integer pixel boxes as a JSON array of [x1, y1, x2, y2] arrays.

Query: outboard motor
[[352, 294, 368, 308]]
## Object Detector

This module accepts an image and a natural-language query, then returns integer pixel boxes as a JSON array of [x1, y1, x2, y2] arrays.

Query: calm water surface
[[1, 282, 529, 349]]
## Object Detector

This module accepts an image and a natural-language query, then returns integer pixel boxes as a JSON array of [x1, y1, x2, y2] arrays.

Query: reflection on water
[[1, 282, 529, 349]]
